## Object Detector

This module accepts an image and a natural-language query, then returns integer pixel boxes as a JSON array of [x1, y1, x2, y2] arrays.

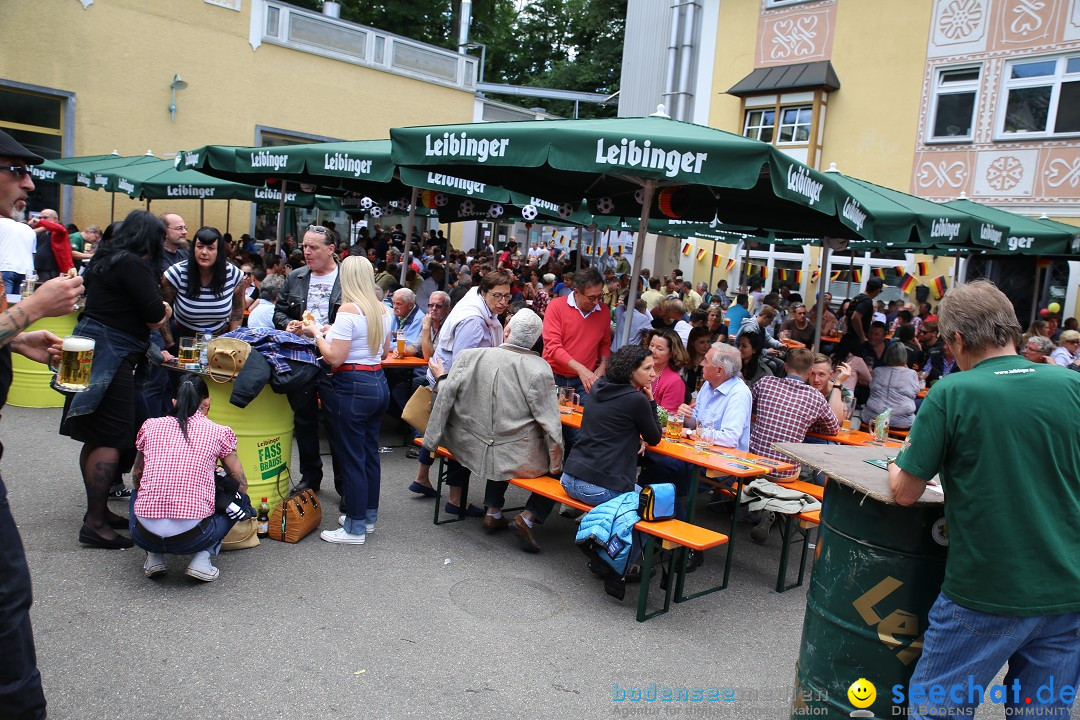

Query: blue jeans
[[0, 473, 46, 720], [128, 492, 236, 556], [330, 369, 389, 535], [906, 591, 1080, 719], [560, 472, 626, 507], [2, 271, 24, 297]]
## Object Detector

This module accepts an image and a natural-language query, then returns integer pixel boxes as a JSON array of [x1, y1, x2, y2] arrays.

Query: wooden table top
[[560, 409, 796, 478], [780, 338, 806, 349], [774, 443, 943, 506], [806, 428, 903, 448], [381, 355, 427, 368]]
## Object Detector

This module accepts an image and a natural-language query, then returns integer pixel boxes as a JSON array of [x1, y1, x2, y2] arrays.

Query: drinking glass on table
[[869, 416, 890, 445], [666, 414, 684, 442], [840, 395, 856, 434], [557, 386, 579, 414], [178, 337, 199, 366], [394, 330, 406, 358], [693, 421, 713, 453]]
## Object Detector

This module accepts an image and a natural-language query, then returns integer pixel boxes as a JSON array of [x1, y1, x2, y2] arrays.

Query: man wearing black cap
[[0, 129, 85, 720]]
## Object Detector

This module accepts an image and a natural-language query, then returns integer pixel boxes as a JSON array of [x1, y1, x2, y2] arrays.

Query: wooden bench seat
[[509, 474, 728, 621]]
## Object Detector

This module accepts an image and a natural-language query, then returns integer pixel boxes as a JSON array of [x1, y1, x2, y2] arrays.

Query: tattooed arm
[[131, 451, 144, 490], [0, 275, 83, 349], [220, 451, 247, 493], [229, 284, 245, 332]]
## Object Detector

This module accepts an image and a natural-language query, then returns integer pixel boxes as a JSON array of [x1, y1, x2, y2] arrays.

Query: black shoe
[[79, 526, 133, 550], [405, 447, 420, 459], [686, 549, 705, 573], [293, 479, 321, 494], [107, 484, 132, 500]]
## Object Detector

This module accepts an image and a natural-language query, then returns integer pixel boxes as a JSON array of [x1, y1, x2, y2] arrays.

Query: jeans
[[128, 492, 237, 556], [560, 472, 625, 507], [329, 369, 389, 535], [483, 480, 556, 523], [138, 330, 172, 422], [288, 371, 342, 494], [1, 271, 25, 297], [0, 473, 46, 720], [906, 591, 1080, 719]]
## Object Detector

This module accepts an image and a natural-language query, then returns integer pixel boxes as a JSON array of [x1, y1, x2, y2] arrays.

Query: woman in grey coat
[[863, 342, 920, 429]]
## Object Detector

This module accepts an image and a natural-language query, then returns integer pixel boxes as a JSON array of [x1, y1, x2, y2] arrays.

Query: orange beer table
[[806, 428, 903, 448], [381, 355, 427, 369], [780, 338, 806, 349], [561, 406, 796, 598], [916, 387, 928, 399]]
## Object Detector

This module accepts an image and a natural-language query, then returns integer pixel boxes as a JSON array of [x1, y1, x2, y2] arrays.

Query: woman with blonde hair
[[303, 255, 392, 544]]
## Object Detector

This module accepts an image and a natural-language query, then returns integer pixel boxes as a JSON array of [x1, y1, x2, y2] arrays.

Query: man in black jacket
[[274, 227, 343, 499]]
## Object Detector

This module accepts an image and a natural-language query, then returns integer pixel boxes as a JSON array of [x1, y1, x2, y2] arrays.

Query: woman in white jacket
[[863, 342, 920, 429]]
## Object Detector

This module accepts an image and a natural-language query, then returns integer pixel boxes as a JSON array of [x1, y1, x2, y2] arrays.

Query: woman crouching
[[130, 376, 247, 581]]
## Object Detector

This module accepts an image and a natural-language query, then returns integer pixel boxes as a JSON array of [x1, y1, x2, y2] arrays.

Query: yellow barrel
[[206, 379, 294, 507], [8, 312, 79, 408]]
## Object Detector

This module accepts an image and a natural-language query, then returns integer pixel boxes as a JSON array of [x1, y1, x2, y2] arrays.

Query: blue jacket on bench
[[576, 492, 640, 574]]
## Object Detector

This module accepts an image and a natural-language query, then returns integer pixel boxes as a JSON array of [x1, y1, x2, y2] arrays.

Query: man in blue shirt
[[725, 293, 750, 334], [390, 288, 426, 355], [611, 296, 652, 351], [678, 343, 752, 451]]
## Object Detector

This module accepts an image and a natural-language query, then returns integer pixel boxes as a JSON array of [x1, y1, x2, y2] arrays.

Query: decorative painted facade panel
[[756, 0, 836, 68]]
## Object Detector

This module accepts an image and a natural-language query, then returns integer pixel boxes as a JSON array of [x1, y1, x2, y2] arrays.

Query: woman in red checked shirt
[[129, 376, 248, 582]]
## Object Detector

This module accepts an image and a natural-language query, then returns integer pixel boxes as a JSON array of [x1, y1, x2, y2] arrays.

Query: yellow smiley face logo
[[848, 678, 876, 709]]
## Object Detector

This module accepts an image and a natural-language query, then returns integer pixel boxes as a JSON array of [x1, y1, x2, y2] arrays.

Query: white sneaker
[[320, 527, 366, 544], [338, 515, 375, 534], [143, 552, 167, 578], [184, 551, 219, 582]]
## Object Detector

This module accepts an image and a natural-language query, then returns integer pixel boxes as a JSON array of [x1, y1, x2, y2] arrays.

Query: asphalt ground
[[3, 406, 1012, 720]]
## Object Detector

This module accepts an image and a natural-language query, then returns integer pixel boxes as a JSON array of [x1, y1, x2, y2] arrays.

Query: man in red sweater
[[28, 208, 74, 280], [542, 267, 611, 454]]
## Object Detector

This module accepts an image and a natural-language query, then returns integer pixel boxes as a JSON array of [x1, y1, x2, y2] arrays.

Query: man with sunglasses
[[0, 129, 86, 720], [157, 212, 189, 274], [274, 224, 343, 500]]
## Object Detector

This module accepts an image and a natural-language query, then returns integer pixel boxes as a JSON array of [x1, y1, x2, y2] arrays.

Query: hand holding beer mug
[[55, 335, 95, 392]]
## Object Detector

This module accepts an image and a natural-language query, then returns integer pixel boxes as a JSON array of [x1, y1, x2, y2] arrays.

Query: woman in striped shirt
[[162, 227, 246, 344]]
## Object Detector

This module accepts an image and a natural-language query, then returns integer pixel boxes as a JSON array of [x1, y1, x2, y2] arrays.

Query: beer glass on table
[[557, 386, 579, 414], [178, 337, 199, 366], [840, 395, 856, 434], [666, 414, 684, 442], [693, 421, 713, 453], [395, 330, 406, 358], [55, 335, 94, 392]]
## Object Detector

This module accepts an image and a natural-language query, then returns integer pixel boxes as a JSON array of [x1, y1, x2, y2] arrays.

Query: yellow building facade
[[654, 0, 1080, 320], [2, 0, 477, 234]]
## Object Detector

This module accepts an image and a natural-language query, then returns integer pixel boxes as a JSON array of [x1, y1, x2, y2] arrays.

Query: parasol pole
[[707, 238, 717, 297], [813, 241, 829, 355], [400, 186, 420, 286], [621, 179, 657, 347], [1030, 259, 1042, 326], [110, 192, 116, 223], [575, 226, 583, 271], [275, 180, 287, 255], [199, 198, 205, 228], [740, 240, 751, 291], [848, 251, 857, 294], [225, 199, 231, 235]]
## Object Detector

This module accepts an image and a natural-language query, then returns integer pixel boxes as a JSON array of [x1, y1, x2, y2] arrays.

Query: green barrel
[[8, 312, 78, 408], [790, 480, 946, 719], [205, 379, 294, 509]]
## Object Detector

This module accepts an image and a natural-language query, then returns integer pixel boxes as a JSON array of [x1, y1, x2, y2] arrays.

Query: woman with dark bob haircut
[[161, 226, 246, 346], [558, 345, 663, 506], [60, 210, 172, 549]]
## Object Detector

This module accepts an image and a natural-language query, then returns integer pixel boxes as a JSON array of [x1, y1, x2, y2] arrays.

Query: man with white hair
[[390, 287, 425, 357], [677, 342, 752, 451], [424, 308, 564, 553]]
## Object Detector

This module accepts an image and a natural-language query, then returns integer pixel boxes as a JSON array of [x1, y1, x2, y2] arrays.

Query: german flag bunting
[[872, 268, 886, 279], [681, 242, 692, 256], [550, 228, 557, 238], [778, 269, 787, 281], [712, 254, 722, 268], [696, 248, 707, 261], [895, 265, 906, 275], [851, 268, 862, 283], [760, 265, 769, 280], [811, 270, 820, 283], [794, 270, 803, 283], [831, 270, 842, 281], [618, 244, 625, 254], [932, 276, 948, 299], [899, 273, 917, 293], [916, 261, 929, 275], [583, 245, 592, 256], [726, 258, 736, 271]]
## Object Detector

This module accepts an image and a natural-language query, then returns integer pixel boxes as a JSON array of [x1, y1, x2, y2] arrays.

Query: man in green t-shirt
[[889, 280, 1080, 719], [68, 224, 99, 268]]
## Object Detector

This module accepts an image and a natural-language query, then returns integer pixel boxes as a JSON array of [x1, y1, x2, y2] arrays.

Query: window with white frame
[[764, 0, 814, 8], [998, 54, 1080, 138], [743, 108, 776, 143], [743, 104, 812, 145], [928, 65, 980, 142]]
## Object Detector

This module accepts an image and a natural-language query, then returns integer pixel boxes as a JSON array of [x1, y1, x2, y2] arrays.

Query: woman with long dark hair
[[161, 226, 246, 345], [130, 376, 248, 581], [60, 210, 171, 549], [737, 330, 774, 388]]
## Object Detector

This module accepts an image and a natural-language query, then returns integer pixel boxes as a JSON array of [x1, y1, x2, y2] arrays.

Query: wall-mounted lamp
[[168, 73, 188, 122]]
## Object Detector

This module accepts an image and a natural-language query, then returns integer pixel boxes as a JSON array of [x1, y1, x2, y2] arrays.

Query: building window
[[743, 104, 812, 145], [764, 0, 814, 7], [0, 87, 64, 213], [998, 54, 1080, 138], [743, 108, 775, 142], [928, 65, 980, 142]]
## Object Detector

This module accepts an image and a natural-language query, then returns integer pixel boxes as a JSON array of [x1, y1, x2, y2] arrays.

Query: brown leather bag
[[267, 489, 322, 543], [207, 337, 251, 383]]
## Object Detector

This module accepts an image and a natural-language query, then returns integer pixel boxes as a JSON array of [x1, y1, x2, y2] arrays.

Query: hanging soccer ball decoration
[[434, 192, 448, 207], [634, 188, 645, 205], [360, 196, 374, 209], [369, 205, 383, 217], [488, 204, 505, 218], [459, 199, 475, 215], [520, 204, 539, 221], [595, 197, 615, 215], [558, 202, 575, 219]]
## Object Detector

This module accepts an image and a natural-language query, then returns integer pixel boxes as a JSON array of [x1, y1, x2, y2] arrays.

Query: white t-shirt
[[307, 268, 338, 326], [0, 218, 37, 274], [329, 305, 392, 365], [247, 299, 275, 329]]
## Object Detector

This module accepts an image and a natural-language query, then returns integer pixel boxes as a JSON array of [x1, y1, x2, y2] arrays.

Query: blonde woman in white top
[[302, 255, 392, 544]]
